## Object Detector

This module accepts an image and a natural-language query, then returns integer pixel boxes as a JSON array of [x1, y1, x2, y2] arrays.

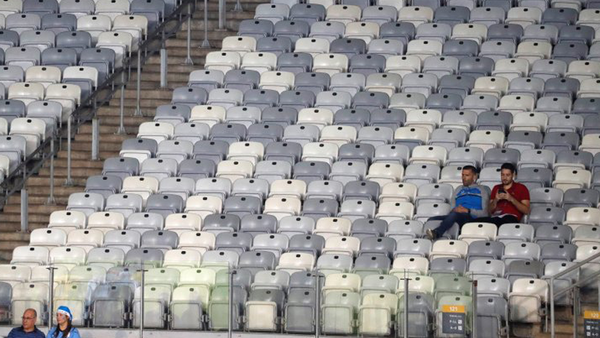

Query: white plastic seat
[[458, 222, 497, 244], [227, 142, 264, 167], [366, 162, 404, 187], [515, 41, 552, 64], [345, 21, 379, 44], [451, 23, 488, 44], [301, 142, 338, 166], [297, 107, 334, 130], [406, 40, 442, 62], [429, 239, 469, 260], [508, 279, 548, 323], [164, 213, 203, 235], [77, 15, 112, 44], [552, 169, 591, 192], [375, 201, 414, 222], [465, 130, 504, 152], [505, 7, 542, 28], [326, 5, 362, 24], [398, 6, 433, 27], [294, 37, 330, 56], [9, 118, 46, 156], [216, 160, 254, 183], [379, 182, 417, 203], [579, 134, 600, 155], [264, 196, 302, 220], [564, 207, 600, 231], [137, 122, 174, 143], [409, 145, 447, 166], [87, 211, 125, 233], [205, 51, 242, 73], [45, 83, 81, 121], [269, 179, 306, 200], [259, 70, 295, 93], [113, 15, 148, 51], [189, 105, 226, 128], [241, 52, 278, 74], [96, 31, 133, 68], [276, 252, 315, 273], [222, 36, 257, 57], [404, 109, 442, 133], [313, 53, 349, 75]]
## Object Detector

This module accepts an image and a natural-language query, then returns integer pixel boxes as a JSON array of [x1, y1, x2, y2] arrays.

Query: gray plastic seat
[[215, 231, 253, 254], [438, 75, 475, 99], [353, 254, 391, 276], [351, 92, 389, 112], [279, 90, 315, 111], [192, 140, 228, 164], [529, 59, 567, 81], [79, 48, 116, 82], [397, 293, 434, 338], [301, 198, 338, 220], [562, 189, 599, 210], [352, 219, 387, 238], [342, 180, 380, 202], [20, 30, 55, 52], [176, 159, 215, 181], [534, 224, 572, 247], [528, 206, 566, 227], [171, 87, 208, 108], [285, 289, 316, 333], [203, 214, 241, 232], [0, 100, 26, 123], [487, 23, 523, 43], [85, 175, 122, 199], [41, 13, 77, 34], [530, 187, 563, 208], [305, 180, 343, 201], [290, 4, 326, 25], [130, 0, 165, 29], [482, 148, 520, 168], [91, 283, 133, 328], [541, 8, 577, 28], [210, 123, 247, 145], [505, 260, 545, 283], [379, 22, 415, 46], [56, 31, 92, 56], [358, 236, 396, 257], [0, 30, 19, 52], [224, 70, 260, 93], [41, 47, 77, 71], [540, 243, 577, 263], [239, 19, 275, 40], [434, 6, 470, 26], [223, 196, 262, 218], [282, 124, 319, 146], [572, 98, 600, 117], [145, 194, 183, 218], [552, 42, 588, 63], [425, 93, 462, 113], [102, 157, 139, 179], [349, 54, 386, 75], [466, 240, 505, 263], [329, 38, 366, 58], [277, 53, 313, 75], [294, 72, 330, 95], [459, 56, 495, 79], [469, 7, 505, 27], [241, 214, 278, 234], [289, 234, 325, 255], [264, 141, 302, 165], [558, 25, 594, 45], [505, 131, 543, 152], [337, 143, 374, 164], [583, 115, 600, 135], [517, 168, 553, 190], [443, 40, 479, 60], [541, 132, 580, 155], [274, 20, 310, 43], [430, 257, 467, 278], [369, 108, 406, 130], [124, 248, 164, 268], [243, 89, 280, 110], [256, 37, 293, 56], [239, 250, 277, 275]]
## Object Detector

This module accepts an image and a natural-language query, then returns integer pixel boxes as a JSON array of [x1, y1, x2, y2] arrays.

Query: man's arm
[[470, 187, 489, 218], [505, 191, 530, 215]]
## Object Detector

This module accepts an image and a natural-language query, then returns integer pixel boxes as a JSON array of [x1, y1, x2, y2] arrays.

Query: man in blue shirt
[[426, 165, 490, 240], [8, 309, 46, 338]]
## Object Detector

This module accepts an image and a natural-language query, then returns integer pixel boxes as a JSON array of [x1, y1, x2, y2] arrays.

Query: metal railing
[[0, 0, 202, 210], [549, 249, 600, 338]]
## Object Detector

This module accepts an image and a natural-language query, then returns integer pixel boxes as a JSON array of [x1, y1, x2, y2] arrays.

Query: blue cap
[[57, 306, 72, 320]]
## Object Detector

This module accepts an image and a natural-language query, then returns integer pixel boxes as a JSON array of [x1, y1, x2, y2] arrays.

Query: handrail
[[0, 0, 196, 208], [549, 248, 600, 338]]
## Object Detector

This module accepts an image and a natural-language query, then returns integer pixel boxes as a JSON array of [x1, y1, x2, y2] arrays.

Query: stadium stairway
[[0, 0, 265, 263]]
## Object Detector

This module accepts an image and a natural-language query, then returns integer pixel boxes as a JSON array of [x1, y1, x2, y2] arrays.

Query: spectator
[[475, 162, 530, 227], [47, 306, 80, 338], [425, 165, 489, 240], [7, 309, 45, 338]]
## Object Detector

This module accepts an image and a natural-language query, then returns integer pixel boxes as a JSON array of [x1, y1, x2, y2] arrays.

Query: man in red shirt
[[475, 163, 531, 226]]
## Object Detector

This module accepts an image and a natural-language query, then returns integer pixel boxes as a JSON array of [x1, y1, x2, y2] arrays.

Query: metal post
[[218, 0, 226, 30], [160, 48, 168, 88], [20, 189, 28, 232], [134, 48, 143, 116], [573, 287, 579, 338], [315, 271, 321, 338], [116, 71, 127, 135], [184, 2, 194, 65], [140, 268, 146, 338], [228, 268, 235, 338], [64, 116, 74, 186], [201, 0, 211, 48], [91, 118, 99, 160], [472, 279, 478, 338], [550, 277, 555, 338], [403, 274, 409, 338], [234, 0, 243, 12], [46, 138, 56, 205], [47, 266, 56, 330]]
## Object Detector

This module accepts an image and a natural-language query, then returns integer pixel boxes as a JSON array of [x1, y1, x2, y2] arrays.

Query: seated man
[[476, 162, 530, 227], [426, 165, 489, 240]]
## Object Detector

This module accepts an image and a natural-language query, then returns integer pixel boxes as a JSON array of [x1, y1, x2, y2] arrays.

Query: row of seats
[[0, 0, 171, 29]]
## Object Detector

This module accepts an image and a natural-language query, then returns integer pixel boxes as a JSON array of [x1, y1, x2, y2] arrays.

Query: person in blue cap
[[47, 306, 81, 338]]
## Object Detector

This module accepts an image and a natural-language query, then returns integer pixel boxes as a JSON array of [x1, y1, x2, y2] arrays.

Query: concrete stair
[[0, 0, 266, 262]]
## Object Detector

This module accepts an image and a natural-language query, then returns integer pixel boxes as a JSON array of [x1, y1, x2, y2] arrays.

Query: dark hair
[[53, 318, 72, 338], [500, 162, 517, 174], [462, 165, 478, 174]]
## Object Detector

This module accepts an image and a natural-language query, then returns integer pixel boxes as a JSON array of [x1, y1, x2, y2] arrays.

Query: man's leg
[[429, 212, 473, 237], [475, 215, 519, 227]]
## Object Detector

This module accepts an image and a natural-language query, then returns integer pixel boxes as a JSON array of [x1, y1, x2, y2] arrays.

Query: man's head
[[500, 163, 517, 186], [461, 165, 478, 186], [21, 309, 37, 331]]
